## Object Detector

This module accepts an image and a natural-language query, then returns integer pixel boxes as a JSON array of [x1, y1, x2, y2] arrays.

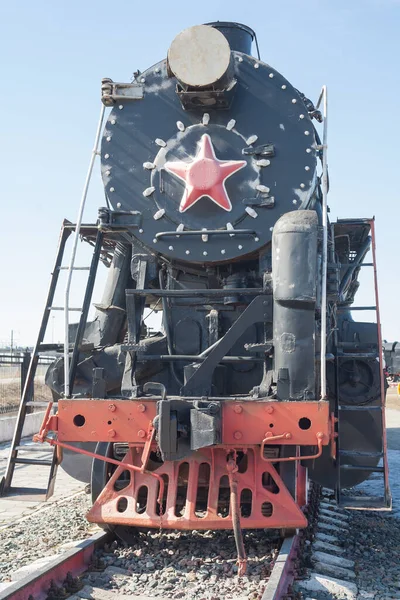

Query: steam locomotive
[[35, 22, 389, 572]]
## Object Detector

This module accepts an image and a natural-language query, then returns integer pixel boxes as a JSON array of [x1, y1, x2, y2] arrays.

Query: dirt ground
[[386, 386, 399, 411]]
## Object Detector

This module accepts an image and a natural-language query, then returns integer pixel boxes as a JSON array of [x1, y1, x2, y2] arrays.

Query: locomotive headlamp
[[168, 24, 232, 89]]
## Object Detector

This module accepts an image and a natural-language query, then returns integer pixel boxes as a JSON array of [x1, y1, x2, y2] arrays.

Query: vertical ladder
[[334, 219, 391, 510], [0, 224, 103, 500], [0, 105, 106, 501]]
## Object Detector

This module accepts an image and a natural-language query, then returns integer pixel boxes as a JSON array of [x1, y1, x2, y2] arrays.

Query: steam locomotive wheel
[[91, 442, 138, 545]]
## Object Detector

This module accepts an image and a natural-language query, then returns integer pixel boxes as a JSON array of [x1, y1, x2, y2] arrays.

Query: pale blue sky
[[0, 0, 399, 346]]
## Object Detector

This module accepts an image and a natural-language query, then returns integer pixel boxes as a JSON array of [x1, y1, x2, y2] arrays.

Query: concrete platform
[[0, 437, 84, 527]]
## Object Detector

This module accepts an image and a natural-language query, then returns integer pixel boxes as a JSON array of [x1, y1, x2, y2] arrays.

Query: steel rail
[[0, 531, 110, 600], [261, 535, 299, 600]]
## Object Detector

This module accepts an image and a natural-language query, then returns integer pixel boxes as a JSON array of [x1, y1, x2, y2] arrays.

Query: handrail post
[[63, 105, 106, 398], [316, 86, 328, 400]]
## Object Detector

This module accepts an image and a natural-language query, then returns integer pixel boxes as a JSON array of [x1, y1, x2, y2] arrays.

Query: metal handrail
[[316, 85, 328, 399], [63, 105, 106, 397]]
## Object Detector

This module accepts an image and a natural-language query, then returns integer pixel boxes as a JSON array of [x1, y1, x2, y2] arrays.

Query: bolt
[[139, 228, 144, 233], [234, 405, 243, 414], [266, 406, 274, 414], [233, 430, 242, 440], [292, 99, 297, 104], [138, 403, 146, 413], [108, 403, 116, 412], [138, 429, 146, 438], [117, 202, 121, 208], [281, 84, 287, 89], [108, 429, 116, 438]]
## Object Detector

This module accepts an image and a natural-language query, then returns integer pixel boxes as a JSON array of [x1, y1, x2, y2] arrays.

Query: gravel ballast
[[81, 529, 281, 600], [0, 492, 95, 583]]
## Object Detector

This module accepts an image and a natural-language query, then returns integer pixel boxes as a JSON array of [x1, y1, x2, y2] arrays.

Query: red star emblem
[[164, 134, 246, 213]]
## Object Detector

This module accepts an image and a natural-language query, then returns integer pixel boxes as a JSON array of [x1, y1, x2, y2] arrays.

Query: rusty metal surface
[[86, 446, 308, 530]]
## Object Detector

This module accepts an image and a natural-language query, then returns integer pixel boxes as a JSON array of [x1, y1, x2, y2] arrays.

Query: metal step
[[339, 450, 383, 458], [13, 458, 54, 467], [338, 404, 382, 411], [2, 486, 50, 502], [340, 464, 384, 473], [339, 495, 392, 510], [336, 341, 377, 349]]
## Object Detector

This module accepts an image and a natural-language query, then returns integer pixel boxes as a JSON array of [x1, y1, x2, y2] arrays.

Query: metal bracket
[[101, 78, 144, 106], [182, 295, 272, 396]]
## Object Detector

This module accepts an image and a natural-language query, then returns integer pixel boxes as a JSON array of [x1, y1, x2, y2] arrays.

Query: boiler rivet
[[138, 429, 146, 438], [108, 429, 116, 438], [234, 405, 243, 414], [234, 430, 243, 440], [138, 404, 146, 413], [108, 404, 116, 412], [266, 406, 274, 414]]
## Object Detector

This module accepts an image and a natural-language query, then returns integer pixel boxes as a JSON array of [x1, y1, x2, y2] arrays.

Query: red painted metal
[[369, 218, 391, 503], [261, 431, 324, 463], [33, 398, 331, 530], [296, 462, 307, 509], [165, 133, 246, 212], [86, 446, 308, 530], [46, 399, 331, 446]]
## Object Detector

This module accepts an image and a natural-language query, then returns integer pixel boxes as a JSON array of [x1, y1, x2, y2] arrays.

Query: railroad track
[[0, 485, 356, 600]]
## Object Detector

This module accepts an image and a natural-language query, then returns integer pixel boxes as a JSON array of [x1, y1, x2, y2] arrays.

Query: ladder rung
[[340, 263, 373, 268], [48, 307, 82, 311], [339, 496, 391, 510], [15, 445, 53, 452], [58, 266, 91, 270], [337, 352, 378, 359], [338, 405, 382, 411], [13, 458, 53, 466], [339, 450, 383, 458], [26, 401, 58, 407], [337, 306, 377, 311], [341, 464, 385, 472], [38, 343, 63, 352], [336, 342, 377, 348]]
